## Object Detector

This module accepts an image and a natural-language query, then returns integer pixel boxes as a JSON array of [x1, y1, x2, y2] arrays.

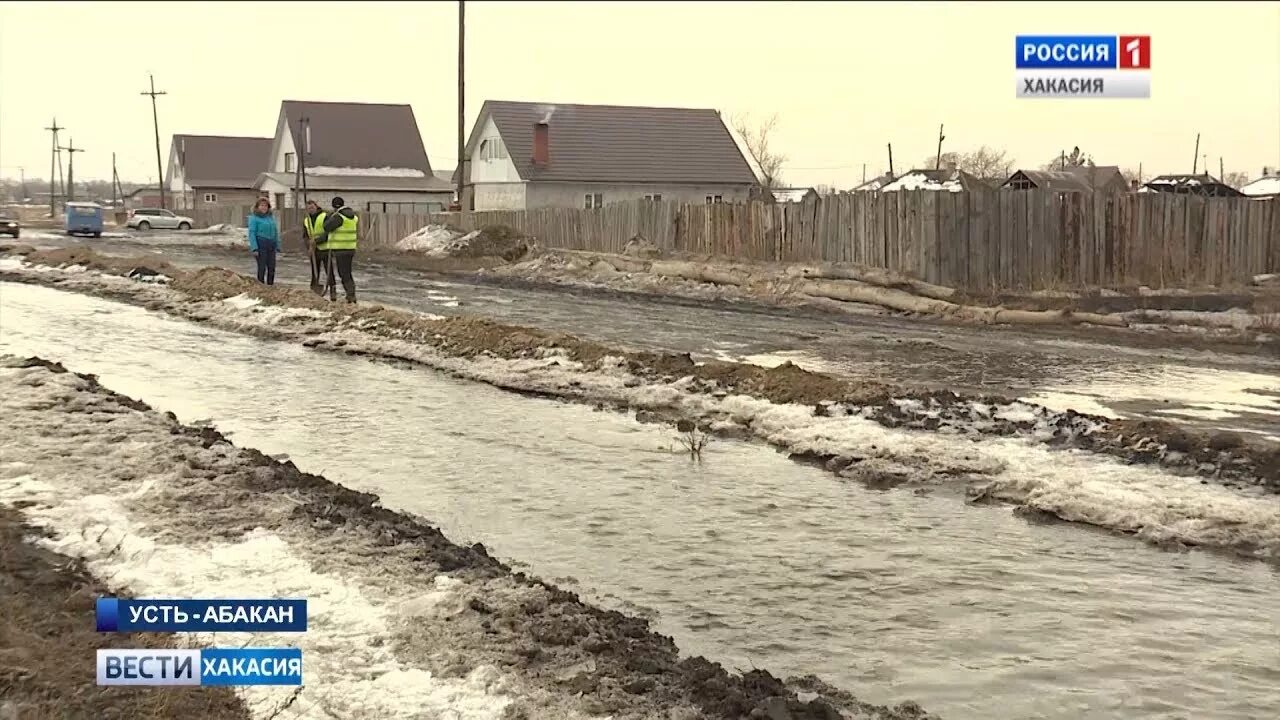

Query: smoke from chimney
[[536, 104, 557, 124]]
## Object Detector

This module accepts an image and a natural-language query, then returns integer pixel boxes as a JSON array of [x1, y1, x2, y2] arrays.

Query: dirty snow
[[189, 223, 242, 235], [307, 166, 426, 178], [396, 224, 480, 256], [0, 364, 516, 720], [3, 260, 1278, 559]]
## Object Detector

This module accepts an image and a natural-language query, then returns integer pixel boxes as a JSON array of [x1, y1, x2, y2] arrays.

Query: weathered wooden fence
[[192, 191, 1279, 290]]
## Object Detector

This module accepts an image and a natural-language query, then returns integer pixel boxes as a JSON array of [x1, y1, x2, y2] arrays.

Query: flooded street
[[24, 234, 1280, 442], [3, 281, 1277, 719]]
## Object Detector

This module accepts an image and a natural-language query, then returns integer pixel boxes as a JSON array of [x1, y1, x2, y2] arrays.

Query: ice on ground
[[0, 364, 515, 720], [307, 166, 426, 178]]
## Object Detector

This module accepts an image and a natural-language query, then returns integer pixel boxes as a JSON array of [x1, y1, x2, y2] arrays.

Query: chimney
[[533, 122, 549, 166]]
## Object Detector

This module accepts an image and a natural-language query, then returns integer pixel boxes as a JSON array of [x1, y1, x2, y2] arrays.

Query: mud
[[3, 251, 1276, 494], [2, 355, 935, 720], [0, 499, 249, 720]]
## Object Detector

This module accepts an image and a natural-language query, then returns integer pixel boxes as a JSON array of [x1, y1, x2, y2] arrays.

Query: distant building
[[1240, 168, 1280, 199], [124, 187, 164, 210], [850, 173, 896, 193], [457, 100, 759, 211], [166, 134, 273, 211], [1142, 174, 1245, 198], [879, 168, 990, 193], [769, 187, 820, 203], [1002, 165, 1128, 194], [254, 100, 455, 214]]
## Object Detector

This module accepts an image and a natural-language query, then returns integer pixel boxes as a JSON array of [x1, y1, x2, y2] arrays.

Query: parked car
[[127, 208, 194, 231], [65, 201, 105, 237], [0, 214, 19, 238]]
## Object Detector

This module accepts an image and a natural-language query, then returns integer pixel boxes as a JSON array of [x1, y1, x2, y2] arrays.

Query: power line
[[58, 137, 85, 202]]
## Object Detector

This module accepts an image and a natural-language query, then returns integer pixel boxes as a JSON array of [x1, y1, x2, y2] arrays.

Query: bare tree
[[921, 146, 1013, 179], [1042, 146, 1092, 170], [732, 113, 787, 190], [1223, 171, 1249, 188]]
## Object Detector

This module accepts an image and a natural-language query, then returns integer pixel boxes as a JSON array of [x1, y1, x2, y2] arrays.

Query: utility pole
[[887, 143, 894, 178], [59, 138, 84, 202], [934, 124, 945, 171], [45, 117, 64, 217], [1191, 133, 1200, 174], [112, 153, 122, 207], [19, 167, 27, 201], [1219, 157, 1224, 181], [298, 115, 311, 206], [861, 163, 866, 184], [141, 74, 168, 209], [457, 0, 467, 215]]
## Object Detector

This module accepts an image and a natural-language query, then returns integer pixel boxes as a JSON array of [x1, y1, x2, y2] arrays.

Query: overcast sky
[[1, 1, 1277, 189]]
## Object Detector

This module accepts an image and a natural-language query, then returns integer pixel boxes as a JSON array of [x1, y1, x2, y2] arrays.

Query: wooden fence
[[192, 191, 1279, 291]]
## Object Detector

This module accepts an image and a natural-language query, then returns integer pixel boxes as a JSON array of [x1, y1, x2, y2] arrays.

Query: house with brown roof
[[1142, 174, 1245, 198], [457, 100, 760, 211], [165, 134, 273, 210], [254, 100, 455, 214], [1001, 165, 1128, 194]]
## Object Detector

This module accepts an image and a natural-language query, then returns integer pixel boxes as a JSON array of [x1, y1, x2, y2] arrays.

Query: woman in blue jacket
[[247, 197, 281, 285]]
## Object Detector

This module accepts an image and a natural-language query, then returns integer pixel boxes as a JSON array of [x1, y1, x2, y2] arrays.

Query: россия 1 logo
[[1015, 35, 1151, 99]]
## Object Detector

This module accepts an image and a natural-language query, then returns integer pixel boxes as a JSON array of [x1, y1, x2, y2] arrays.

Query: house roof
[[881, 168, 990, 192], [771, 187, 818, 202], [172, 135, 272, 188], [1003, 169, 1092, 192], [253, 171, 452, 194], [1143, 174, 1245, 197], [851, 173, 895, 192], [463, 100, 759, 185], [1240, 176, 1280, 197], [280, 100, 434, 175]]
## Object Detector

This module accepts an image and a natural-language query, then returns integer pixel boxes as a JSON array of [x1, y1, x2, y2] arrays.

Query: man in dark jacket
[[317, 196, 359, 303]]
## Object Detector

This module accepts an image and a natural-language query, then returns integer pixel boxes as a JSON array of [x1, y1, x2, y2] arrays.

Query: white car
[[127, 208, 194, 231]]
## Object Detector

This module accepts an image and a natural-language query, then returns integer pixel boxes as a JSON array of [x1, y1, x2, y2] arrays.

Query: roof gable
[[171, 135, 272, 188], [279, 100, 433, 174], [474, 100, 758, 185]]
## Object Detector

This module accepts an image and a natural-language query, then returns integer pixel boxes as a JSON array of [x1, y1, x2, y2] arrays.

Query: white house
[[457, 100, 760, 211], [166, 135, 272, 210], [1240, 168, 1280, 199], [254, 100, 455, 214]]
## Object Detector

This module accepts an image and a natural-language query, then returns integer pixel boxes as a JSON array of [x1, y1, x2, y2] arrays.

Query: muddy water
[[25, 236, 1280, 441], [3, 281, 1278, 720]]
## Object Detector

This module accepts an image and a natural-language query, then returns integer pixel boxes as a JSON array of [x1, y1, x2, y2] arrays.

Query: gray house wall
[[524, 182, 753, 209]]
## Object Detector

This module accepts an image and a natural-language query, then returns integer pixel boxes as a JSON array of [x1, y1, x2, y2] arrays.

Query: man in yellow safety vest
[[316, 196, 359, 303], [302, 199, 327, 295]]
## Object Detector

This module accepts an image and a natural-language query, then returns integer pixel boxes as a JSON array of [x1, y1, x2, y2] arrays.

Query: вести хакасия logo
[[1015, 35, 1151, 99]]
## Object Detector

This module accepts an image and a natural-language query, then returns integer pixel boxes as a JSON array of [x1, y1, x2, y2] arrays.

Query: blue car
[[65, 202, 104, 238]]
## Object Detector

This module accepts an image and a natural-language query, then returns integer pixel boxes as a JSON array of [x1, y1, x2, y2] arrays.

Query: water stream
[[2, 281, 1277, 719]]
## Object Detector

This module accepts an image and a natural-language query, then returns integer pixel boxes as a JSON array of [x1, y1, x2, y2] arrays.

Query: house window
[[585, 193, 604, 209], [705, 195, 723, 204], [203, 193, 218, 203], [480, 137, 508, 161], [284, 153, 295, 172], [644, 194, 662, 202]]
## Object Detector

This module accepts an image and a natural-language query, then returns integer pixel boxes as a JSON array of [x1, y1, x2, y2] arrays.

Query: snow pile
[[189, 223, 241, 235], [396, 225, 479, 256], [0, 364, 516, 720], [308, 166, 426, 178]]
